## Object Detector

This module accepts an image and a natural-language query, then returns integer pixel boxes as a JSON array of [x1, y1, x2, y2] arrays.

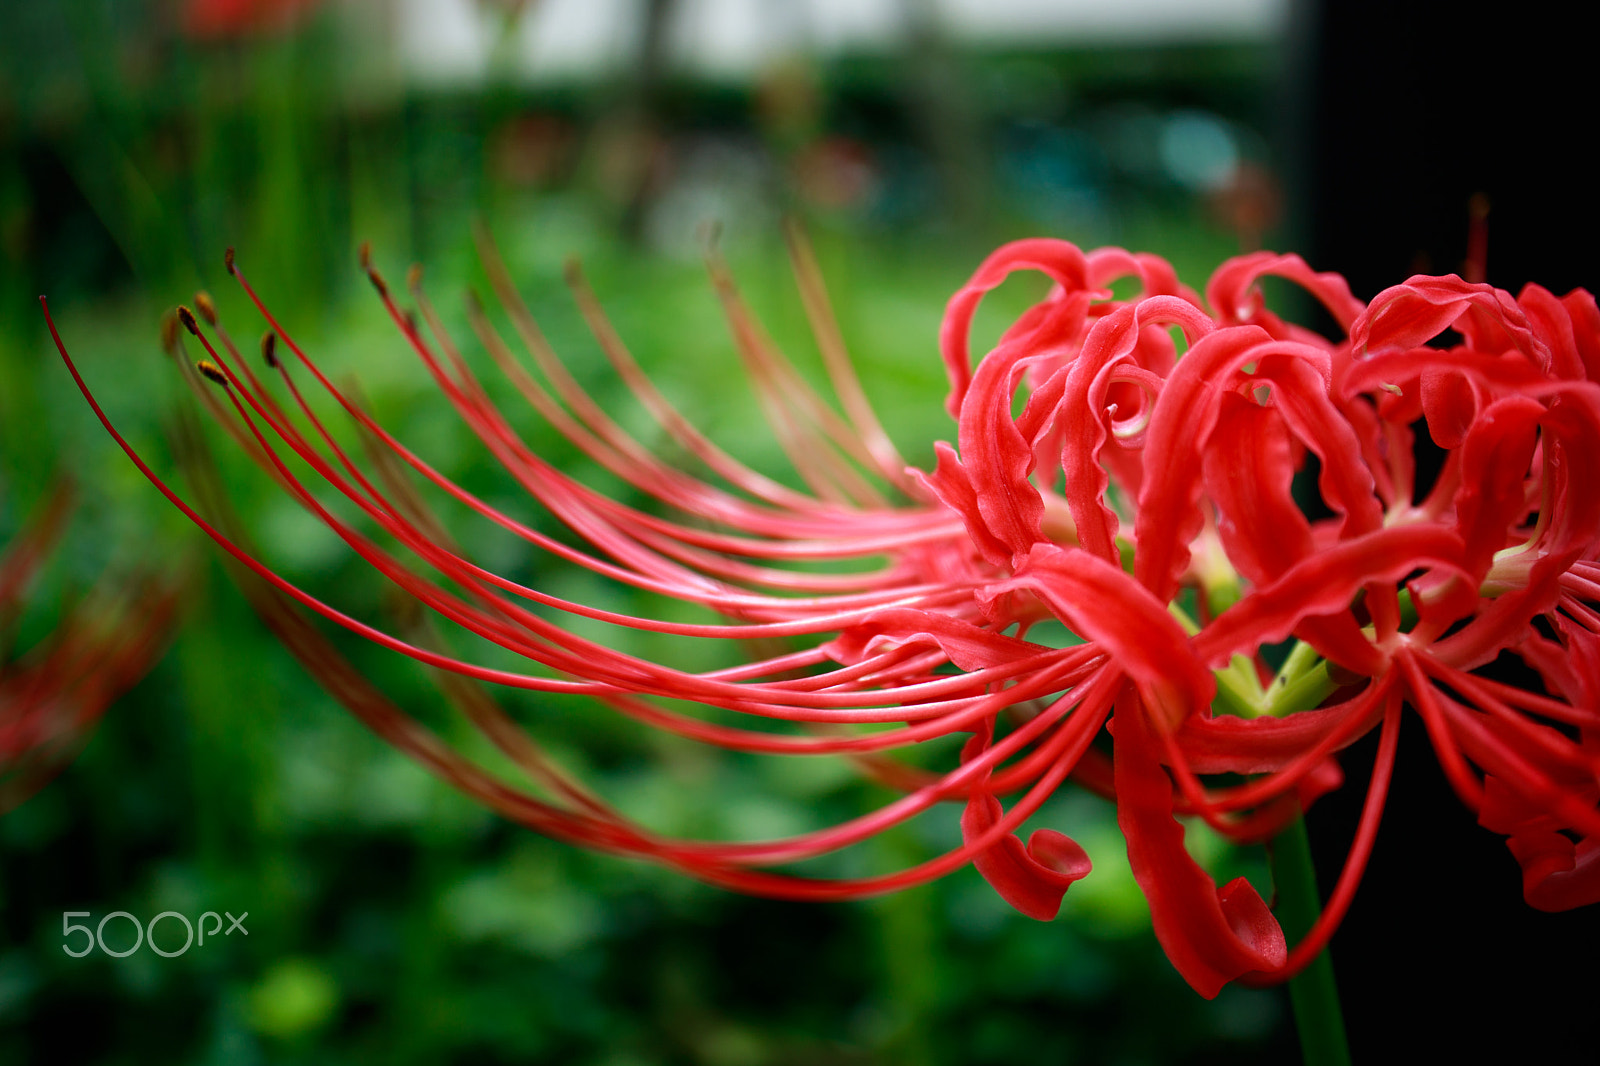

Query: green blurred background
[[0, 2, 1302, 1062]]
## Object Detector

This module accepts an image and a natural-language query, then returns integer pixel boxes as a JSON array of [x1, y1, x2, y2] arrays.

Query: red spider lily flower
[[42, 230, 1600, 999], [0, 483, 181, 812], [930, 241, 1600, 992]]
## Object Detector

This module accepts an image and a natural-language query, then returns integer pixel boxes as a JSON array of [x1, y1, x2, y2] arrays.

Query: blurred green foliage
[[2, 2, 1298, 1062]]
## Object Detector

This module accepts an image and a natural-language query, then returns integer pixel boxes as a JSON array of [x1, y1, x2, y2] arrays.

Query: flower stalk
[[1271, 815, 1351, 1066]]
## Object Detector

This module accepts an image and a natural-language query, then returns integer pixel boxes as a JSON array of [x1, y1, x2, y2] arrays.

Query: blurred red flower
[[180, 0, 320, 40], [0, 484, 180, 811]]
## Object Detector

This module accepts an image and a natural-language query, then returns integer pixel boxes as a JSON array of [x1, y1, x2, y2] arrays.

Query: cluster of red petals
[[924, 240, 1600, 992], [0, 485, 180, 811], [44, 231, 1600, 997]]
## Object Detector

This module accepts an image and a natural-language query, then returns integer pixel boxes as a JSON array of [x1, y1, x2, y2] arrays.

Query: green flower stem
[[1203, 637, 1332, 720], [1265, 654, 1334, 718], [1271, 816, 1351, 1066], [1214, 653, 1267, 718]]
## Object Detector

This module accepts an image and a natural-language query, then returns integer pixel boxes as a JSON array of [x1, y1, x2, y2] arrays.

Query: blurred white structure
[[398, 0, 1290, 83]]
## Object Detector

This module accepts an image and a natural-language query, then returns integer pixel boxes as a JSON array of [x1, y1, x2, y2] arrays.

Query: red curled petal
[[1436, 385, 1600, 668], [1057, 304, 1144, 563], [1342, 346, 1548, 401], [1518, 282, 1587, 382], [1206, 250, 1365, 336], [1053, 295, 1216, 567], [1535, 386, 1600, 553], [1113, 683, 1286, 998], [956, 343, 1047, 563], [1483, 775, 1600, 912], [824, 608, 1053, 672], [1352, 275, 1547, 370], [916, 442, 1014, 568], [1420, 366, 1482, 450], [1253, 352, 1382, 536], [1085, 246, 1194, 300], [1559, 288, 1600, 382], [1203, 394, 1313, 585], [1450, 396, 1542, 575], [1134, 324, 1277, 603], [939, 239, 1092, 417], [992, 543, 1213, 719], [961, 791, 1092, 920], [1511, 833, 1600, 912]]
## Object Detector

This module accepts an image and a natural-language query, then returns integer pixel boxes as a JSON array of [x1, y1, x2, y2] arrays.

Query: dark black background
[[1300, 1, 1598, 1057]]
